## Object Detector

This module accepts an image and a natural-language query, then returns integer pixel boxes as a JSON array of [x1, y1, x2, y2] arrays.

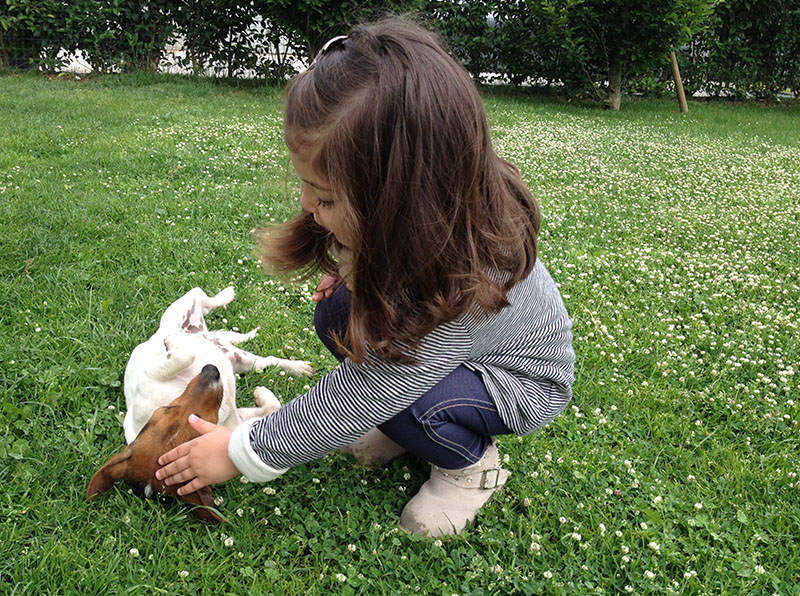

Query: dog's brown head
[[87, 364, 225, 521]]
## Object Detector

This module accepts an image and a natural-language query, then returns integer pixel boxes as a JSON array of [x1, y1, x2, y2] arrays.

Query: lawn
[[1, 72, 798, 595]]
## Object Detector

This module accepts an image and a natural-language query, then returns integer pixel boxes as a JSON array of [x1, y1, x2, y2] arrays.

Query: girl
[[157, 17, 575, 537]]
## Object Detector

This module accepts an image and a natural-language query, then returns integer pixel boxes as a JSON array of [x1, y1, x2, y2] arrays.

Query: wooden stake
[[670, 50, 689, 114]]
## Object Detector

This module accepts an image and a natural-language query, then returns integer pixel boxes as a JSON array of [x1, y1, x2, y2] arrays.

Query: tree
[[262, 0, 424, 63], [543, 0, 715, 109], [424, 0, 496, 83]]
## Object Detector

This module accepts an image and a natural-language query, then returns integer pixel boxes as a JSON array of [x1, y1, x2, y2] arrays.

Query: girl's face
[[289, 149, 353, 248]]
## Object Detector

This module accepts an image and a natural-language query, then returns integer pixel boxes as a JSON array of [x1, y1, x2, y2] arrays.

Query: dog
[[121, 286, 313, 443], [87, 364, 229, 521], [87, 287, 314, 519]]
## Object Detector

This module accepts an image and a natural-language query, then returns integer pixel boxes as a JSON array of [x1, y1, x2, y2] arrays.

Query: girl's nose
[[300, 187, 317, 214]]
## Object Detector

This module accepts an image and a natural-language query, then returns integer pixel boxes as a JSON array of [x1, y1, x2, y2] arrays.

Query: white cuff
[[228, 418, 289, 483]]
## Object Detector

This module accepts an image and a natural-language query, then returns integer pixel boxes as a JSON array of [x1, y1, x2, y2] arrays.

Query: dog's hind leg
[[216, 342, 314, 378], [223, 345, 268, 374], [157, 288, 212, 335], [206, 327, 259, 346], [202, 287, 235, 315], [160, 287, 234, 336], [252, 355, 315, 378]]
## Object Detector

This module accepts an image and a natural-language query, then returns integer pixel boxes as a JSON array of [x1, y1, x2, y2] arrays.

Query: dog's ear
[[179, 486, 224, 522], [86, 445, 134, 501]]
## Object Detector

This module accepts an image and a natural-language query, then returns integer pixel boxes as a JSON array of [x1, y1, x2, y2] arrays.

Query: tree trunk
[[607, 57, 622, 111], [669, 50, 689, 113], [0, 30, 8, 68]]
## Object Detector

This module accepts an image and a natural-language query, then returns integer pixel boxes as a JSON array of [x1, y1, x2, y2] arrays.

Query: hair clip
[[311, 35, 348, 67]]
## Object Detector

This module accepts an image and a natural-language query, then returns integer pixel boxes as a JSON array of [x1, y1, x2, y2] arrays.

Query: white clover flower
[[543, 570, 553, 579], [755, 565, 766, 575], [128, 548, 139, 557], [335, 573, 347, 582], [179, 570, 189, 578], [263, 486, 276, 495], [648, 541, 660, 552], [694, 502, 704, 510], [274, 507, 282, 516], [224, 537, 234, 547], [347, 544, 356, 552], [644, 570, 655, 579], [571, 532, 582, 542]]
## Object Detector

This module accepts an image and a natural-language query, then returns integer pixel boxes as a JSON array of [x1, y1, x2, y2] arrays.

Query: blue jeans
[[314, 285, 510, 469]]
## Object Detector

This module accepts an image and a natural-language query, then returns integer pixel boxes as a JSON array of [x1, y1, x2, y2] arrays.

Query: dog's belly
[[123, 336, 237, 443]]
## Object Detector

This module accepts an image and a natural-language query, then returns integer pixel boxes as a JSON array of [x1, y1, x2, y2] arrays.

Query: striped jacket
[[228, 259, 575, 482]]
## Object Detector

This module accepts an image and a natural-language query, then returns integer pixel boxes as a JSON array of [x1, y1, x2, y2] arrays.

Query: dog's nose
[[200, 364, 220, 381]]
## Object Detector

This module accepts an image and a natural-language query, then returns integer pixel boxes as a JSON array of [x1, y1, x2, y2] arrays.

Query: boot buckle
[[480, 468, 503, 489]]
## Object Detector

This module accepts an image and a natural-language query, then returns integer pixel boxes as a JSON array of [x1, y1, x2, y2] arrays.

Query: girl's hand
[[155, 415, 239, 496], [313, 273, 342, 302]]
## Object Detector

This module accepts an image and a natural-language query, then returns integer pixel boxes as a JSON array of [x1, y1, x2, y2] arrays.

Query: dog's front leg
[[148, 334, 197, 382], [237, 386, 282, 421]]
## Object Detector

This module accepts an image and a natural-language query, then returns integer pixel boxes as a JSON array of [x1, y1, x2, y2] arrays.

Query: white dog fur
[[122, 287, 313, 444]]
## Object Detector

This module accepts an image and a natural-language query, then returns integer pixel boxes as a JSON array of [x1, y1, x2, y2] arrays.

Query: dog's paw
[[213, 286, 236, 308], [286, 360, 315, 378], [253, 386, 281, 414], [164, 333, 197, 359], [163, 333, 189, 356], [242, 327, 260, 342]]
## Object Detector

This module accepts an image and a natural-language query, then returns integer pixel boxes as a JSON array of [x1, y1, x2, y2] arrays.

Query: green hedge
[[423, 0, 799, 104], [678, 0, 800, 99], [2, 0, 798, 103]]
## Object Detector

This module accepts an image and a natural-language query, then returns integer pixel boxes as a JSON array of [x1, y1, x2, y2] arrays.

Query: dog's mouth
[[189, 364, 224, 409]]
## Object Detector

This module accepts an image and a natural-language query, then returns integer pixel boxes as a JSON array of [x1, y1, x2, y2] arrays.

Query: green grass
[[1, 72, 799, 595]]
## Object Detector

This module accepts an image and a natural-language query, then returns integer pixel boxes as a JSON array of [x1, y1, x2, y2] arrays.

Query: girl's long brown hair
[[257, 16, 540, 364]]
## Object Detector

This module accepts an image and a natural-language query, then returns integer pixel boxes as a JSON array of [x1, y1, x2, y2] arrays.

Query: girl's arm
[[312, 273, 341, 302]]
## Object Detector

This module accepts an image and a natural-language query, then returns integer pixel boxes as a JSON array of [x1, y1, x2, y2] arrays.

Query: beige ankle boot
[[339, 428, 407, 468], [399, 441, 509, 537]]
